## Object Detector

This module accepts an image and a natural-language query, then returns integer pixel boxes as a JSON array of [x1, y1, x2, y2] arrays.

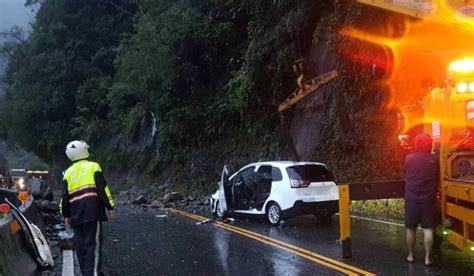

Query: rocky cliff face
[[283, 1, 405, 181]]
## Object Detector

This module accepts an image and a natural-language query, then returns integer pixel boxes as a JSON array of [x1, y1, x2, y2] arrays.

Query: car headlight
[[18, 178, 25, 189], [457, 82, 468, 93], [469, 82, 474, 92]]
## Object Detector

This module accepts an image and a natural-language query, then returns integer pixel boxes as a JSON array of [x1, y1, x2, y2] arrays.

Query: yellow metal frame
[[338, 184, 352, 258], [357, 0, 433, 18], [353, 0, 474, 257], [356, 0, 469, 20], [437, 86, 474, 256], [338, 185, 351, 240], [447, 231, 474, 256], [278, 70, 338, 112]]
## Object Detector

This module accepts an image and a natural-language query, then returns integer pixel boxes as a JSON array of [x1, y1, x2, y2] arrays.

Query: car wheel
[[266, 202, 282, 226]]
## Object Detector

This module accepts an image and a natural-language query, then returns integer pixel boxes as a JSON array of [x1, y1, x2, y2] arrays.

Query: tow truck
[[335, 0, 474, 258], [398, 57, 474, 256]]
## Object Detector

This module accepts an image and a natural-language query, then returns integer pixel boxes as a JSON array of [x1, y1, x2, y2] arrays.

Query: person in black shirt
[[404, 133, 439, 266]]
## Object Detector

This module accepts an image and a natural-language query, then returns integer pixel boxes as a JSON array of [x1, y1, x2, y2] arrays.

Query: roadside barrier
[[0, 189, 47, 276]]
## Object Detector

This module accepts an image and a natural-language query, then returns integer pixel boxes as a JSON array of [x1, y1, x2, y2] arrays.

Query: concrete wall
[[0, 189, 46, 276]]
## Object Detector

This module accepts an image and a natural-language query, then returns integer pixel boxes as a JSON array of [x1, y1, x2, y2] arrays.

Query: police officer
[[61, 140, 116, 276]]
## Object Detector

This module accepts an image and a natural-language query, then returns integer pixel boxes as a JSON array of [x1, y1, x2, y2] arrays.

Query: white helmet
[[65, 140, 90, 161]]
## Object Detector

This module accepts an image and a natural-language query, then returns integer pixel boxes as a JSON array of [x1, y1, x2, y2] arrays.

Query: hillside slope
[[3, 0, 405, 194]]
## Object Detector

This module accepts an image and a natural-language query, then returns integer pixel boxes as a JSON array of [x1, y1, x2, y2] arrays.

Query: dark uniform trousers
[[74, 221, 103, 276]]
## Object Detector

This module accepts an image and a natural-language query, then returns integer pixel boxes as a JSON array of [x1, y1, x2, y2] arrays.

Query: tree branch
[[136, 0, 145, 16], [109, 1, 135, 16]]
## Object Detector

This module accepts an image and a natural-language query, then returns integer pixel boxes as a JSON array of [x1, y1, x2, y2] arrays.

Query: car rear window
[[286, 165, 334, 182]]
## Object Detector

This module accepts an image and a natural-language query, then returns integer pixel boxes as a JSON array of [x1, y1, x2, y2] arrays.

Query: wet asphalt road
[[102, 206, 473, 275]]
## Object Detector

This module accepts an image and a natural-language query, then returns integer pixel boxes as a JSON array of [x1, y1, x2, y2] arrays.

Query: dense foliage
[[2, 0, 404, 191], [3, 0, 136, 160], [3, 1, 315, 163]]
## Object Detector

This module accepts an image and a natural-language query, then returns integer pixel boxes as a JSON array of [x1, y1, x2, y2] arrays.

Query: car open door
[[217, 165, 231, 215]]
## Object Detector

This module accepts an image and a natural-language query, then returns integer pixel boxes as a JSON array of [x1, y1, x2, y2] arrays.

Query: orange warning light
[[18, 191, 29, 203]]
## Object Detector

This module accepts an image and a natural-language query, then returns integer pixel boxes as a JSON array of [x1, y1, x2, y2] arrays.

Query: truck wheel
[[266, 202, 282, 226]]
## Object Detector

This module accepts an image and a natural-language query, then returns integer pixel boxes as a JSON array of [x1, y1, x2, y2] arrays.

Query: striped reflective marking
[[94, 221, 101, 276], [70, 192, 98, 203], [69, 184, 96, 194]]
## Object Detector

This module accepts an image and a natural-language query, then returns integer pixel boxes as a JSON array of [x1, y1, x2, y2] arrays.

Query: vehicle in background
[[10, 169, 27, 190], [211, 161, 339, 225], [0, 173, 12, 189], [27, 170, 49, 180]]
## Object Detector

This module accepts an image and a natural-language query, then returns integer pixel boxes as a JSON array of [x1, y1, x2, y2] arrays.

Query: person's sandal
[[425, 258, 434, 266]]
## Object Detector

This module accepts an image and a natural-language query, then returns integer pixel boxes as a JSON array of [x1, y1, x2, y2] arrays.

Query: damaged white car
[[210, 161, 339, 225]]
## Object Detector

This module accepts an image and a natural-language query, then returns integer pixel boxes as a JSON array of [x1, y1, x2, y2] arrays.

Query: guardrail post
[[339, 184, 352, 259]]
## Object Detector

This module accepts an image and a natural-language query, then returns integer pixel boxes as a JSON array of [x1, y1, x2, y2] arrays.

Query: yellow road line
[[169, 209, 374, 276]]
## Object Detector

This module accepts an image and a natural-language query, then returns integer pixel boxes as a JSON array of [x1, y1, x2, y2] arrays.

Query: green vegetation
[[351, 199, 405, 220], [2, 0, 404, 198]]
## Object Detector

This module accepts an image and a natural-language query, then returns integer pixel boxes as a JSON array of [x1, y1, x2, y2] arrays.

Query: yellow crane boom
[[357, 0, 472, 20], [278, 70, 338, 112]]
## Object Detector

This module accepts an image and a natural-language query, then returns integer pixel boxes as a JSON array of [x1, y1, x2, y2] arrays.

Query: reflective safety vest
[[62, 160, 114, 225]]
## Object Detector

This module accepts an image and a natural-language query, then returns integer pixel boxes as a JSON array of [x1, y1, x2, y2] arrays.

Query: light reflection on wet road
[[102, 206, 473, 275], [103, 206, 341, 275]]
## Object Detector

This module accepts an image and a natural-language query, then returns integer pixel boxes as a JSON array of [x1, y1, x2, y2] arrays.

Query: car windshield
[[286, 165, 335, 182], [10, 171, 26, 178]]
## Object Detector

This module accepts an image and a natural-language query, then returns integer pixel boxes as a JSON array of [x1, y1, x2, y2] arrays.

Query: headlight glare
[[457, 82, 468, 93], [469, 82, 474, 92]]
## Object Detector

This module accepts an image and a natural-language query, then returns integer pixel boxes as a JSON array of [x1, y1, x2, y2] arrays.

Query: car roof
[[227, 161, 329, 180], [242, 161, 327, 169]]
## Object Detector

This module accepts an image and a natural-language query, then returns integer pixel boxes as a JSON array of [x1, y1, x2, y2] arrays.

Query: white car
[[210, 161, 339, 225]]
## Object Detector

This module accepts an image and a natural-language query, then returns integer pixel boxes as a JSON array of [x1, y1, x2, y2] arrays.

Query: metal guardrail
[[338, 180, 406, 258]]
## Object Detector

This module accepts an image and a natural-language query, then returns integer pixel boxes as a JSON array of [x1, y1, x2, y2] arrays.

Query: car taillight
[[0, 203, 10, 214], [290, 179, 310, 188]]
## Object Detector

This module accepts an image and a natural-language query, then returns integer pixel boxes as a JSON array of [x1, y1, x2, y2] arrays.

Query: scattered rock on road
[[149, 200, 164, 208], [162, 192, 182, 203], [42, 213, 62, 224], [131, 195, 147, 205], [35, 200, 60, 213]]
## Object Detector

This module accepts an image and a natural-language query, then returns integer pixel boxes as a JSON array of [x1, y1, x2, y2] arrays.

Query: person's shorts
[[404, 200, 438, 229]]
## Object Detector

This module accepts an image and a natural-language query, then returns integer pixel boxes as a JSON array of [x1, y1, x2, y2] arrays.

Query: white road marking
[[62, 250, 74, 276], [348, 214, 426, 230], [348, 214, 405, 227]]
